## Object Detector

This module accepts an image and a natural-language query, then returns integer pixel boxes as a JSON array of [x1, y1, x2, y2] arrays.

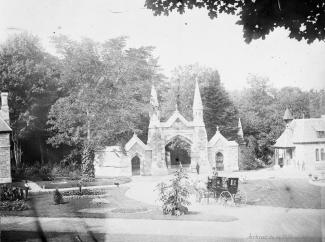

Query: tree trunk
[[39, 137, 44, 165], [12, 135, 22, 168], [81, 143, 95, 181]]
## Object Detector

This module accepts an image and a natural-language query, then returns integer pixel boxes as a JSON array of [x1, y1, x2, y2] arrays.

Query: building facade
[[0, 92, 12, 184], [274, 109, 325, 178], [95, 82, 242, 177]]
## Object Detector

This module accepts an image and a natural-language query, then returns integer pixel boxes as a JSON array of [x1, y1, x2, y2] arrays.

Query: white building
[[95, 82, 243, 177], [274, 109, 325, 179]]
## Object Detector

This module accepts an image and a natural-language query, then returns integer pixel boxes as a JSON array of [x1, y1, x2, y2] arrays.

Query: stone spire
[[237, 118, 244, 139], [283, 108, 293, 124], [193, 80, 203, 111], [193, 80, 204, 124], [150, 85, 160, 119]]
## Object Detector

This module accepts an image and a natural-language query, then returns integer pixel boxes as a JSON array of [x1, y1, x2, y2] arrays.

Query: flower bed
[[0, 200, 30, 211], [61, 189, 108, 200]]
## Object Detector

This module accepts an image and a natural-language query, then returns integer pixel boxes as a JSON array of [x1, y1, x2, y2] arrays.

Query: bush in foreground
[[53, 189, 64, 205], [156, 166, 190, 216]]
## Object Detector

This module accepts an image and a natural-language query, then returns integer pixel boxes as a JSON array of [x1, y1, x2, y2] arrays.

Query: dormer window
[[317, 131, 325, 138]]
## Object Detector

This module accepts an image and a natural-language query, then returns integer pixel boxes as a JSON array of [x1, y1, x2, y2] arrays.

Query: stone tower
[[147, 85, 168, 175], [191, 80, 209, 173]]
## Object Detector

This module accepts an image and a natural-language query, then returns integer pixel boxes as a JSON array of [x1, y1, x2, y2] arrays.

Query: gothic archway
[[131, 155, 141, 176], [165, 136, 191, 168], [215, 152, 224, 171]]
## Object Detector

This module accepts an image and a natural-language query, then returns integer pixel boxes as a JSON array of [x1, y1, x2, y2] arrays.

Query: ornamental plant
[[53, 189, 64, 205], [156, 166, 190, 216]]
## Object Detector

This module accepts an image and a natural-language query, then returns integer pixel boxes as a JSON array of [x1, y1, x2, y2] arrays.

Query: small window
[[316, 149, 319, 161], [321, 148, 325, 161], [317, 131, 325, 138]]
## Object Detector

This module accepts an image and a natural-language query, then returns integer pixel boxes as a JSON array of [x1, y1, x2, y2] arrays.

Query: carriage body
[[206, 176, 246, 205]]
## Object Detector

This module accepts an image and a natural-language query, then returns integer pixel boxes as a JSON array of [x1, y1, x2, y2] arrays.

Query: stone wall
[[0, 133, 11, 183]]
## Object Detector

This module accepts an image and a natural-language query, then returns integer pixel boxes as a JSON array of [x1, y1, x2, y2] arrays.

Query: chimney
[[0, 92, 9, 124]]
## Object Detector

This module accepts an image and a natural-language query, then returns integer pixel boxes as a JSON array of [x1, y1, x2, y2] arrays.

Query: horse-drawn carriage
[[206, 176, 247, 205]]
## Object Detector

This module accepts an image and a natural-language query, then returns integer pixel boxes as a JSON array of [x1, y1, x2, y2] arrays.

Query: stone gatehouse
[[0, 92, 12, 184], [95, 82, 243, 177]]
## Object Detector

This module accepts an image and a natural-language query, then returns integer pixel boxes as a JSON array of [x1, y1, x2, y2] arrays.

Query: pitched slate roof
[[274, 117, 325, 147]]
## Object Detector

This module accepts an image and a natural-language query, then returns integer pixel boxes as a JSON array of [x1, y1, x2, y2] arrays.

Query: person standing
[[24, 180, 30, 199], [196, 163, 200, 174]]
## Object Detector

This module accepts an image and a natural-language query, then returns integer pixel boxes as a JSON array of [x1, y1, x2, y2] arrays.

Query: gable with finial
[[163, 105, 191, 128], [125, 133, 147, 152]]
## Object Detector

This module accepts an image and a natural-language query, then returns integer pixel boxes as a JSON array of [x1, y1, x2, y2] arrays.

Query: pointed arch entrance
[[131, 155, 141, 175], [165, 135, 191, 169], [215, 152, 224, 171]]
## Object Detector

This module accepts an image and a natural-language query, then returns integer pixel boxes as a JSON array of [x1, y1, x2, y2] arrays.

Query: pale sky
[[0, 0, 324, 91]]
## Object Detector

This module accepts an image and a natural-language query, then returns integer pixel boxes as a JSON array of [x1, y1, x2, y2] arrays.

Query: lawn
[[240, 178, 324, 209], [0, 186, 238, 222], [1, 178, 323, 222]]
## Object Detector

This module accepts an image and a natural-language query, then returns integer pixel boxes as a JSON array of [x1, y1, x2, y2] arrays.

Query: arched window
[[321, 148, 325, 161], [315, 149, 319, 161], [215, 152, 224, 171]]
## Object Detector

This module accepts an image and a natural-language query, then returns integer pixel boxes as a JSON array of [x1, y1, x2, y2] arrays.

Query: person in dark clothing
[[24, 180, 30, 199], [196, 163, 200, 174]]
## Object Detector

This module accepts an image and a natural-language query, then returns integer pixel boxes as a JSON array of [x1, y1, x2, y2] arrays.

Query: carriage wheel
[[218, 191, 234, 206], [234, 190, 247, 206]]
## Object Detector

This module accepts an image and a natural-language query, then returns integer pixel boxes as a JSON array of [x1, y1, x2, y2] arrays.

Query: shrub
[[156, 166, 190, 216], [53, 189, 64, 205]]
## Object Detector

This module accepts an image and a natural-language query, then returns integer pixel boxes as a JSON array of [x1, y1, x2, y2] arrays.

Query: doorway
[[131, 156, 140, 175]]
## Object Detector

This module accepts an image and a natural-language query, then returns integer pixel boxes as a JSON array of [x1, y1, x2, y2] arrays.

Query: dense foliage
[[145, 0, 325, 43], [231, 75, 325, 167], [47, 36, 165, 179], [0, 33, 61, 166]]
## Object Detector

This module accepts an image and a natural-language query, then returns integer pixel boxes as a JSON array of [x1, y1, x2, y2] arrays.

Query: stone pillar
[[191, 126, 210, 174], [143, 149, 153, 175]]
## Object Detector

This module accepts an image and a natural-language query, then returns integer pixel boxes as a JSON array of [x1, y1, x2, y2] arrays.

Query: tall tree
[[145, 0, 325, 43], [0, 33, 60, 166], [275, 87, 310, 118], [232, 76, 282, 164], [47, 36, 164, 180], [308, 89, 325, 118]]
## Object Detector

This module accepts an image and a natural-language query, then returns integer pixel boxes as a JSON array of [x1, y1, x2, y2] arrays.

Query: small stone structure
[[95, 82, 244, 177], [0, 92, 12, 183]]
